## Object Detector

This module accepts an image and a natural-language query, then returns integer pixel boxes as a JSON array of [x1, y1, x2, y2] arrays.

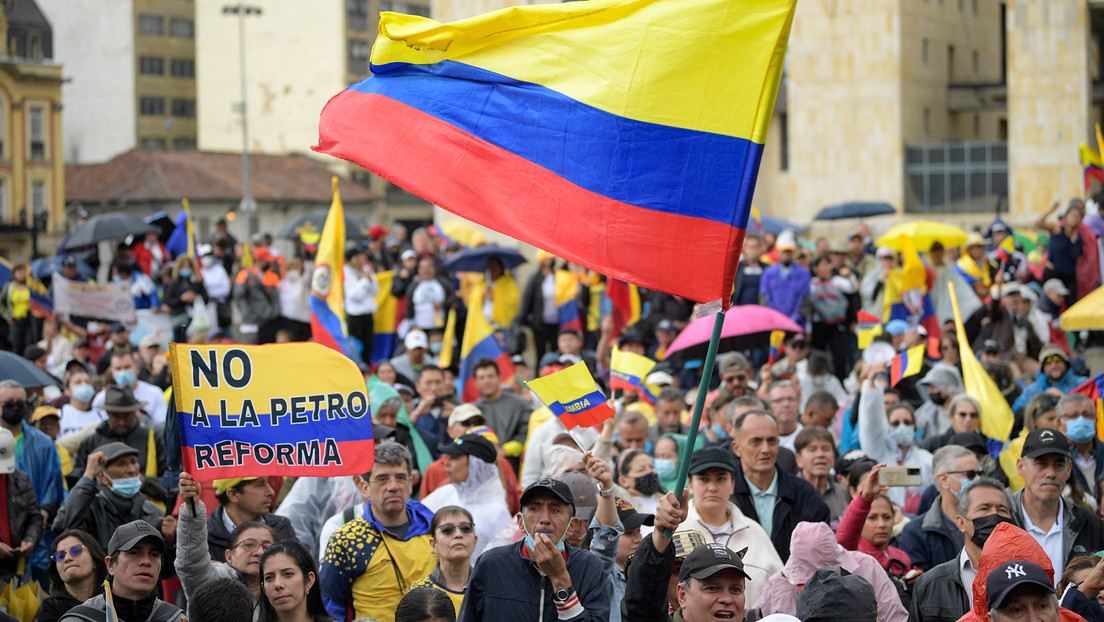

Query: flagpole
[[663, 308, 725, 536]]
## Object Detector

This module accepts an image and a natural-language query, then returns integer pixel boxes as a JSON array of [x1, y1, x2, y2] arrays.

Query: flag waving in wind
[[605, 278, 641, 339], [949, 281, 1013, 441], [310, 178, 353, 357], [316, 0, 796, 305], [458, 281, 515, 402], [528, 361, 614, 430]]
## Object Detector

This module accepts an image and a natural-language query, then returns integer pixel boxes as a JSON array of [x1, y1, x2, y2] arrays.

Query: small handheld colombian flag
[[610, 346, 657, 396], [889, 344, 925, 387], [767, 330, 785, 365], [527, 361, 614, 430], [856, 311, 883, 350]]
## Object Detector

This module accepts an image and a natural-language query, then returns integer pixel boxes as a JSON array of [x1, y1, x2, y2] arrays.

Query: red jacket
[[836, 495, 912, 571]]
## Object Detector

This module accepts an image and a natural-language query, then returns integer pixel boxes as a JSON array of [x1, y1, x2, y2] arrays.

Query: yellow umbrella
[[1060, 284, 1104, 330], [875, 220, 969, 252]]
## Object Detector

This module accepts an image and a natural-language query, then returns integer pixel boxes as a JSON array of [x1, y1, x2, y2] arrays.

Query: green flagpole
[[664, 308, 726, 537]]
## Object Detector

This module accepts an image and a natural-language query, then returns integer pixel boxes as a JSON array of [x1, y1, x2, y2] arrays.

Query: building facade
[[0, 0, 64, 260], [38, 0, 196, 164]]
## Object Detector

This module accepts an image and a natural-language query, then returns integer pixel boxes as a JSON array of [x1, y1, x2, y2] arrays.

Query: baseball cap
[[981, 339, 1000, 354], [30, 405, 59, 423], [98, 442, 139, 465], [618, 332, 644, 347], [510, 354, 527, 367], [948, 431, 988, 452], [688, 447, 737, 476], [558, 471, 598, 522], [875, 245, 896, 259], [884, 319, 909, 336], [139, 335, 161, 350], [368, 224, 389, 240], [61, 255, 78, 267], [110, 322, 127, 333], [645, 370, 675, 388], [447, 403, 486, 428], [679, 542, 751, 582], [834, 450, 872, 479], [438, 433, 498, 465], [393, 383, 416, 397], [404, 330, 428, 351], [615, 497, 655, 532], [0, 429, 14, 474], [656, 319, 676, 333], [213, 477, 260, 495], [1043, 279, 1071, 296], [520, 478, 575, 514], [401, 249, 418, 261], [1021, 428, 1071, 460], [108, 520, 165, 556], [986, 560, 1054, 611]]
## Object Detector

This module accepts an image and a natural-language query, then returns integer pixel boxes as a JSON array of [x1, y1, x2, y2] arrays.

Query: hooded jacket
[[1012, 368, 1089, 414], [752, 521, 908, 622], [956, 522, 1087, 622]]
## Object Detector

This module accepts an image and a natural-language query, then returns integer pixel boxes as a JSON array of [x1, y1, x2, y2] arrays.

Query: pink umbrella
[[666, 305, 803, 359]]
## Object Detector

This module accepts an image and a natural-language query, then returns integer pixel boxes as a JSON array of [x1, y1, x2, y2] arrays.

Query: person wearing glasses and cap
[[1011, 345, 1088, 415], [422, 434, 511, 560]]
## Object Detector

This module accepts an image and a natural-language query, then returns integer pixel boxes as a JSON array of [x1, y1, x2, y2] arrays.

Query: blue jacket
[[1011, 369, 1089, 414], [19, 421, 66, 570], [459, 540, 610, 622], [759, 262, 811, 324], [896, 503, 959, 571], [730, 461, 830, 562], [1071, 438, 1104, 492]]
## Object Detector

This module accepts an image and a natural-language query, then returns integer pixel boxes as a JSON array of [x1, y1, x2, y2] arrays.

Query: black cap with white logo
[[1021, 428, 1072, 460]]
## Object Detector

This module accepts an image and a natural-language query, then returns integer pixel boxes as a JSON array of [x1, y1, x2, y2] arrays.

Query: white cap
[[401, 249, 418, 261], [404, 330, 428, 350], [776, 230, 797, 252], [1043, 279, 1070, 296], [0, 428, 15, 474], [448, 403, 485, 428], [645, 370, 675, 387]]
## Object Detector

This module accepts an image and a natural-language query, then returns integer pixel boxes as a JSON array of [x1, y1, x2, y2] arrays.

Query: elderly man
[[1056, 393, 1104, 491], [648, 388, 690, 445], [898, 445, 978, 571], [70, 385, 165, 488], [766, 381, 803, 452], [460, 477, 609, 621], [984, 560, 1058, 622], [60, 520, 183, 622], [1010, 428, 1103, 577]]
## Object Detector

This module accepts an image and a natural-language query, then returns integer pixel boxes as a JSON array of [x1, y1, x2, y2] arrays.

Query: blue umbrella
[[0, 350, 60, 388], [444, 245, 527, 273], [752, 214, 807, 235], [30, 256, 94, 280], [814, 201, 896, 221]]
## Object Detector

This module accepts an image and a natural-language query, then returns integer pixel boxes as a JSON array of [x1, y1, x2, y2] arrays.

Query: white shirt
[[958, 547, 978, 595], [343, 265, 380, 316], [410, 279, 445, 329], [1075, 452, 1096, 494], [778, 422, 804, 453], [92, 380, 168, 427], [59, 403, 106, 438], [1020, 496, 1064, 584], [541, 273, 557, 324]]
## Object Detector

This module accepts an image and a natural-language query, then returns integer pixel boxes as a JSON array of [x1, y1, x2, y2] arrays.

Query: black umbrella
[[30, 256, 95, 280], [0, 350, 61, 388], [813, 201, 896, 221], [277, 210, 371, 241], [444, 245, 527, 273], [144, 211, 176, 243], [62, 212, 157, 251]]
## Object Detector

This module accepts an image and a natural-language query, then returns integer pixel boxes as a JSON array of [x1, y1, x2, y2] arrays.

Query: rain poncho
[[422, 455, 512, 560]]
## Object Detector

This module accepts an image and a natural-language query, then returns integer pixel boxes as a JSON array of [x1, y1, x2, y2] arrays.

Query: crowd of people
[[0, 196, 1100, 622]]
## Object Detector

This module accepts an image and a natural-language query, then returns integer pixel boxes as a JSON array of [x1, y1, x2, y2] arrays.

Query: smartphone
[[878, 466, 923, 487], [904, 569, 922, 580]]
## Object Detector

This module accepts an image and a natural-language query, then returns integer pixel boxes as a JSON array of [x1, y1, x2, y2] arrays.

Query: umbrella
[[62, 212, 157, 251], [665, 305, 803, 359], [875, 221, 968, 252], [1060, 285, 1104, 330], [814, 201, 896, 221], [752, 214, 807, 235], [444, 245, 526, 273], [0, 350, 60, 388], [144, 211, 176, 243], [277, 210, 370, 241], [29, 256, 94, 280]]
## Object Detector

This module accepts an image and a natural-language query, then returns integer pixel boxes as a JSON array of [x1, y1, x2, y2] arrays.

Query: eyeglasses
[[371, 474, 410, 485], [948, 470, 979, 479], [954, 411, 979, 418], [437, 523, 475, 536], [460, 420, 486, 428], [53, 545, 85, 562], [1042, 355, 1067, 366], [770, 396, 798, 404], [234, 539, 273, 552], [1062, 410, 1095, 422]]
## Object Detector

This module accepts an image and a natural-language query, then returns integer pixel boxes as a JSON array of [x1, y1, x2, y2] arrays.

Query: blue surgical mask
[[429, 342, 443, 355], [71, 384, 95, 403], [110, 476, 142, 499], [179, 269, 193, 279], [954, 477, 975, 500], [711, 424, 729, 440], [1066, 418, 1096, 444], [655, 458, 677, 480], [890, 424, 915, 448], [524, 532, 566, 555], [113, 370, 137, 387]]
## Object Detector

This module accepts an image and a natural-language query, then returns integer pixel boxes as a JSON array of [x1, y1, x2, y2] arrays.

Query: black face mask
[[780, 260, 793, 268], [970, 513, 1014, 549], [1, 400, 26, 426], [634, 472, 661, 496], [929, 391, 948, 406]]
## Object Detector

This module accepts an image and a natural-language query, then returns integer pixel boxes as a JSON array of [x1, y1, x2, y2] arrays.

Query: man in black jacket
[[206, 477, 296, 562], [728, 410, 829, 561], [910, 477, 1015, 622]]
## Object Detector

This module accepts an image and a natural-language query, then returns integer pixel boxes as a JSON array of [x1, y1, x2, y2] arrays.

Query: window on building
[[173, 137, 197, 149], [140, 97, 166, 116], [171, 99, 196, 118], [171, 59, 195, 78], [170, 18, 195, 38], [346, 0, 367, 14], [998, 118, 1008, 140], [140, 56, 165, 75], [947, 45, 955, 81], [922, 38, 929, 64], [972, 50, 979, 75], [28, 107, 44, 159], [31, 181, 45, 214], [138, 15, 164, 35], [923, 107, 931, 136], [140, 137, 167, 149], [348, 40, 370, 76], [27, 34, 40, 60]]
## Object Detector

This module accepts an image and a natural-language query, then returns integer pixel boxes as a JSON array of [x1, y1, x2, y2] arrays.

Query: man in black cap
[[1011, 428, 1103, 577], [54, 442, 172, 551], [796, 566, 877, 622], [674, 542, 752, 622], [979, 340, 1001, 365], [59, 520, 182, 622], [459, 477, 609, 621], [984, 560, 1058, 622], [69, 385, 166, 489]]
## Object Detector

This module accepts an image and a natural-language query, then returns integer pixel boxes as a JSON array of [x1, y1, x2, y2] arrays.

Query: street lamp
[[222, 4, 262, 213]]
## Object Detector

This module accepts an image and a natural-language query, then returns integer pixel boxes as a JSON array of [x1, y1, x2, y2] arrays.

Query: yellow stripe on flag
[[949, 281, 1013, 441]]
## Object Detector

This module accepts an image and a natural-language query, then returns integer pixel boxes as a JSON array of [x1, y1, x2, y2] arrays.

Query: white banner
[[52, 275, 136, 323]]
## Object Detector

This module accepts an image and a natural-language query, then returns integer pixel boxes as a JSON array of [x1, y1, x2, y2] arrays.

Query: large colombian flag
[[316, 0, 797, 305], [458, 281, 515, 402], [371, 270, 400, 364], [310, 178, 353, 358]]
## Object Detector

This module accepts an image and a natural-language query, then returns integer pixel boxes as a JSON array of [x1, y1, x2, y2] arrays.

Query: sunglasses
[[437, 522, 475, 536], [1042, 355, 1067, 366], [948, 470, 979, 480], [53, 545, 85, 562]]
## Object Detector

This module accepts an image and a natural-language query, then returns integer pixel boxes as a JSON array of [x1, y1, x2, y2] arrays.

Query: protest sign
[[52, 275, 135, 322], [169, 342, 374, 480]]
